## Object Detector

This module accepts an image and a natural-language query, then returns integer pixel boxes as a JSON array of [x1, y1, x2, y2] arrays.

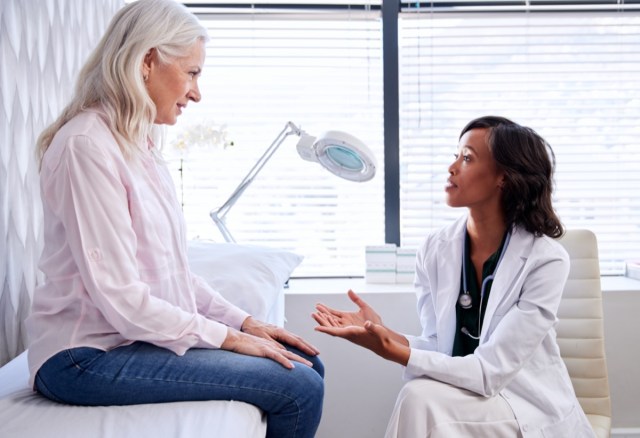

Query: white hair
[[37, 0, 209, 164]]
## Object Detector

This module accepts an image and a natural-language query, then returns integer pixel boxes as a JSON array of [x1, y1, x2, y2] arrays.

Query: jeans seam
[[65, 348, 297, 395], [35, 373, 66, 404], [65, 351, 301, 404]]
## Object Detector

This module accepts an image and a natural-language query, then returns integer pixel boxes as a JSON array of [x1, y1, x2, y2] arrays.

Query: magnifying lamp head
[[296, 130, 376, 182]]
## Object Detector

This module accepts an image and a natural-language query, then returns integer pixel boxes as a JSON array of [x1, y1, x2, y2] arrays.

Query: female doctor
[[312, 116, 594, 437]]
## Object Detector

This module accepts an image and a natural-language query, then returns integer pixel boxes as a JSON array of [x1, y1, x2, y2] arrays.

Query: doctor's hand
[[312, 289, 410, 365], [313, 289, 383, 329], [313, 318, 410, 366]]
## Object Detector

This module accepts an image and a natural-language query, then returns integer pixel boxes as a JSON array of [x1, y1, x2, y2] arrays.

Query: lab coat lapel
[[480, 227, 531, 341], [434, 219, 465, 352]]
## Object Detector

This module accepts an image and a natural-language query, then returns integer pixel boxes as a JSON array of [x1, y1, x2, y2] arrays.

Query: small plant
[[171, 122, 234, 151], [169, 121, 234, 209]]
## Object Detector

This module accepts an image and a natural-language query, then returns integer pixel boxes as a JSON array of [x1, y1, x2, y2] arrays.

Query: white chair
[[557, 229, 612, 437]]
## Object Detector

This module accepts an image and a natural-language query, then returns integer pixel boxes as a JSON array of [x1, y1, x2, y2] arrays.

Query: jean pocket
[[65, 347, 106, 371]]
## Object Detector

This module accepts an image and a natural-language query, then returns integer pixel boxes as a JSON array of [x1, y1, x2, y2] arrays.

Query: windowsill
[[287, 278, 414, 295], [286, 275, 640, 295], [599, 275, 640, 292]]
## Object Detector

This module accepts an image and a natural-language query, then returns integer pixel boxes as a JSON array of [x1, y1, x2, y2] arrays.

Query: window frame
[[185, 0, 640, 277]]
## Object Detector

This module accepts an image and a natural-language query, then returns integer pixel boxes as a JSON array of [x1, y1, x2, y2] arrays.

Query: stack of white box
[[395, 247, 417, 284], [365, 244, 397, 283], [626, 260, 640, 280], [365, 245, 417, 284]]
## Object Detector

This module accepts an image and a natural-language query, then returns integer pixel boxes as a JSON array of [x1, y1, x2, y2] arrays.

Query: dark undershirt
[[452, 230, 509, 357]]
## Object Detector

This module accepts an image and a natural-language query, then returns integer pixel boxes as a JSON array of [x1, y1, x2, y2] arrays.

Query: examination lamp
[[210, 121, 377, 243]]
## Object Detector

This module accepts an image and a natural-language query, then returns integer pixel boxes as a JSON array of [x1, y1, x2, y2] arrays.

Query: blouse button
[[88, 248, 102, 261]]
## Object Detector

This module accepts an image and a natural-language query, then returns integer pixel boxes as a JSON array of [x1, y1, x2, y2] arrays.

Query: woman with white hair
[[27, 1, 324, 437]]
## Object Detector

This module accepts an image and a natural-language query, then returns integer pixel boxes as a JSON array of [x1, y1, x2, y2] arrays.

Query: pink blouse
[[26, 108, 249, 387]]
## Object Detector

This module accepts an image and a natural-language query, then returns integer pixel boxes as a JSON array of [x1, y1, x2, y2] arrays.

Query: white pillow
[[187, 241, 303, 321]]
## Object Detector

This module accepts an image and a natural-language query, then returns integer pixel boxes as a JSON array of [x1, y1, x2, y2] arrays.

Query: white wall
[[284, 278, 640, 438]]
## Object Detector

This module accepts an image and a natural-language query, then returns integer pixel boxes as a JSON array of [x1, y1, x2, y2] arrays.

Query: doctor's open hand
[[312, 290, 410, 366], [314, 289, 383, 328]]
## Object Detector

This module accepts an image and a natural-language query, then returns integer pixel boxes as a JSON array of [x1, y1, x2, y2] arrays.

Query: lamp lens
[[325, 145, 364, 171]]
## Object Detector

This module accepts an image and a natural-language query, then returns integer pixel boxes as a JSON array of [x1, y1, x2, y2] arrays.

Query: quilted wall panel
[[0, 0, 124, 366]]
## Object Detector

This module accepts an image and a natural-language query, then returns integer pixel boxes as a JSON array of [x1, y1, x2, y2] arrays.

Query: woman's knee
[[296, 363, 325, 404], [265, 363, 324, 437], [284, 345, 325, 379], [309, 354, 325, 378]]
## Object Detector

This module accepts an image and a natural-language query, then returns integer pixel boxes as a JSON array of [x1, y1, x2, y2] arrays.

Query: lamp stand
[[210, 121, 306, 243]]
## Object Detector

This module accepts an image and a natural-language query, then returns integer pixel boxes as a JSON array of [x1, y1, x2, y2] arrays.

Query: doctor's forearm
[[383, 326, 410, 347], [385, 342, 410, 366]]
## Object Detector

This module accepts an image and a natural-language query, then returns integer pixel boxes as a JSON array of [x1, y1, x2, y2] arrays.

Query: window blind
[[400, 1, 640, 13], [398, 7, 640, 274], [164, 6, 385, 277]]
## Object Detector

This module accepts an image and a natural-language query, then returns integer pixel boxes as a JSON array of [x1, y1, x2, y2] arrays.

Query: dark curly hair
[[460, 116, 563, 238]]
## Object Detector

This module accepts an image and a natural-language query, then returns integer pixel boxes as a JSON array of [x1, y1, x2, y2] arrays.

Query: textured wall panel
[[0, 0, 124, 366]]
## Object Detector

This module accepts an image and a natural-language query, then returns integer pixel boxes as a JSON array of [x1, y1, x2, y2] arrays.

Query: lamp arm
[[210, 121, 302, 243]]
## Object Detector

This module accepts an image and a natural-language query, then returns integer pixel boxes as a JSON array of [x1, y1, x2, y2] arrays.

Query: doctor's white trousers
[[385, 378, 522, 438]]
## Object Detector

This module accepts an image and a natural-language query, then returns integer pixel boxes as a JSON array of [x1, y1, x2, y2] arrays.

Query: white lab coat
[[404, 215, 594, 437]]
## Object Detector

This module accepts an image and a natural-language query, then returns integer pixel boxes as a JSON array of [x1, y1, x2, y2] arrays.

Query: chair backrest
[[557, 229, 611, 438]]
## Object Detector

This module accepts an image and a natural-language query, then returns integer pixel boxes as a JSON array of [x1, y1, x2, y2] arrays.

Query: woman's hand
[[240, 316, 320, 356], [312, 290, 410, 366], [221, 325, 314, 369]]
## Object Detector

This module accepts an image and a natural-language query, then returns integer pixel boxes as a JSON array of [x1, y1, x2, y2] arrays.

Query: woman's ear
[[142, 49, 155, 81]]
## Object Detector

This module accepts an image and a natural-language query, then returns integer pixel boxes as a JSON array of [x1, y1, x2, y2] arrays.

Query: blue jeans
[[35, 342, 324, 438]]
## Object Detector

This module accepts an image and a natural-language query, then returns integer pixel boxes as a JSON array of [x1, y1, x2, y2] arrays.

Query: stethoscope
[[459, 229, 512, 340]]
